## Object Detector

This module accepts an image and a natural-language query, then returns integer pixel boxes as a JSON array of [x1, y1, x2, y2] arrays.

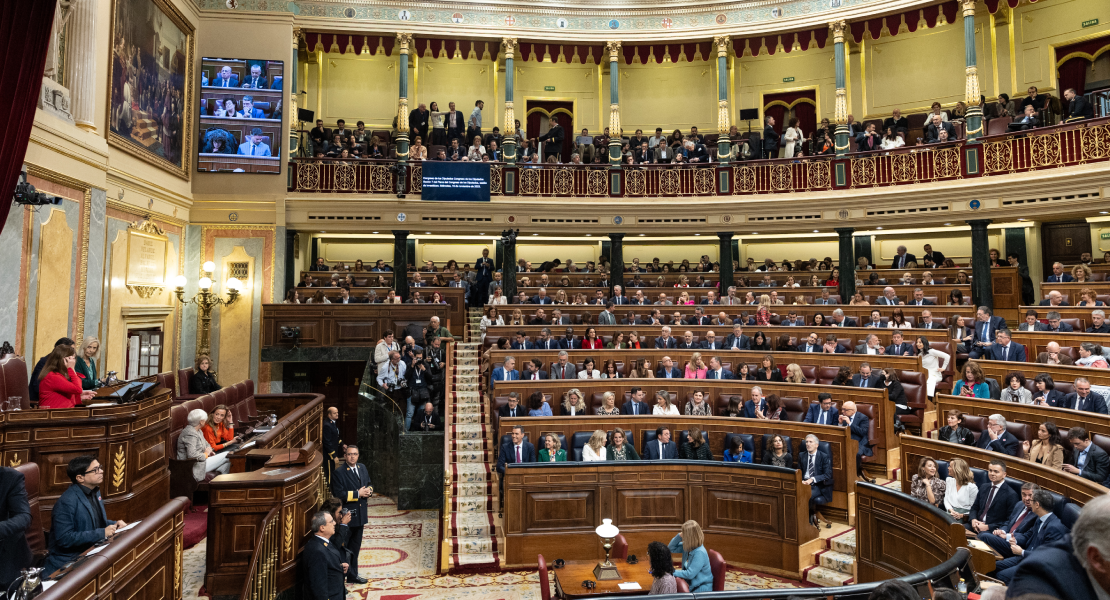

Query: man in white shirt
[[373, 330, 400, 370], [855, 334, 885, 355]]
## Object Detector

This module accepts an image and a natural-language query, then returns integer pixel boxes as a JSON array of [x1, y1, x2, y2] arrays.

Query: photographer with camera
[[376, 351, 411, 428], [400, 336, 422, 371], [407, 348, 433, 416], [409, 402, 441, 432], [423, 316, 451, 347], [425, 337, 446, 408]]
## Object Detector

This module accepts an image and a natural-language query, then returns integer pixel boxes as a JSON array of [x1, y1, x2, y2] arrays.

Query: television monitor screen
[[197, 57, 284, 174], [421, 161, 491, 202]]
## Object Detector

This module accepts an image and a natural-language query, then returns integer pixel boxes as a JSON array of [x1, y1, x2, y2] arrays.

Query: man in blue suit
[[655, 356, 682, 379], [509, 331, 533, 351], [1007, 495, 1110, 600], [496, 426, 535, 516], [966, 459, 1019, 533], [885, 330, 914, 356], [803, 393, 839, 425], [1046, 261, 1075, 283], [986, 329, 1027, 362], [839, 401, 873, 481], [976, 414, 1022, 456], [43, 456, 126, 574], [620, 388, 651, 416], [968, 306, 1006, 359], [243, 64, 268, 89], [212, 65, 239, 88], [798, 434, 833, 527], [237, 128, 272, 156], [491, 356, 519, 388], [705, 356, 733, 380], [740, 387, 767, 418], [237, 96, 266, 119], [644, 427, 677, 460], [993, 490, 1068, 584], [304, 512, 347, 600], [472, 249, 494, 307], [556, 328, 579, 350], [1045, 311, 1074, 332], [975, 482, 1040, 556]]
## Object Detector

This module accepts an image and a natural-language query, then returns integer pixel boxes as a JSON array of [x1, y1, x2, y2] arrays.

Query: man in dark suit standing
[[992, 490, 1068, 584], [621, 388, 651, 416], [537, 117, 565, 162], [1006, 497, 1110, 600], [966, 460, 1021, 535], [444, 101, 466, 145], [1064, 427, 1110, 482], [408, 103, 430, 142], [331, 446, 372, 584], [976, 415, 1022, 456], [304, 511, 348, 600], [0, 466, 33, 591], [985, 329, 1027, 362], [803, 393, 839, 425], [1061, 88, 1094, 122], [1060, 380, 1109, 414], [851, 363, 881, 388], [762, 116, 780, 159], [644, 427, 677, 460], [323, 406, 345, 470], [968, 306, 1006, 359], [922, 244, 945, 267], [889, 245, 916, 270], [42, 456, 126, 574], [472, 248, 494, 307]]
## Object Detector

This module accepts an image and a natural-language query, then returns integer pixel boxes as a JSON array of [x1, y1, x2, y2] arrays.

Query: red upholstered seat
[[611, 534, 628, 560], [15, 462, 47, 565], [817, 366, 841, 385], [156, 371, 176, 395], [537, 554, 551, 600], [676, 577, 690, 593], [708, 549, 726, 591], [244, 379, 255, 398], [0, 355, 30, 409], [201, 394, 216, 414], [897, 371, 928, 428], [224, 384, 239, 405], [244, 395, 259, 418], [182, 399, 203, 415]]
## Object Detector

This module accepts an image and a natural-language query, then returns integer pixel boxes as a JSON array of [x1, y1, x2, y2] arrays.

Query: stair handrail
[[440, 336, 457, 570], [239, 506, 281, 600]]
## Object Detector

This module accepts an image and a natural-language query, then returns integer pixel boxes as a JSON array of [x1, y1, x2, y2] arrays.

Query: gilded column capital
[[396, 32, 413, 54], [502, 37, 517, 60], [713, 36, 730, 58], [606, 40, 622, 61], [962, 0, 976, 17], [830, 20, 847, 44], [293, 28, 302, 46]]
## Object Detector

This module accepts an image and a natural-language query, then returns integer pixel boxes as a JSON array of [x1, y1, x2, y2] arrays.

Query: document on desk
[[617, 582, 642, 590], [240, 440, 257, 449], [86, 402, 116, 407], [87, 544, 108, 556], [115, 521, 141, 533]]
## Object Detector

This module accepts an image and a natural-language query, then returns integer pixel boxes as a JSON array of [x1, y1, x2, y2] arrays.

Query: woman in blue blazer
[[668, 520, 713, 592]]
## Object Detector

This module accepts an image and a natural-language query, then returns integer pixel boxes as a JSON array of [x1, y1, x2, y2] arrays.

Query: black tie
[[808, 454, 814, 478], [981, 486, 998, 520]]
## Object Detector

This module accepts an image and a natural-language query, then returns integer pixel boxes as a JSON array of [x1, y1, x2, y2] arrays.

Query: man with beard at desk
[[330, 446, 372, 585]]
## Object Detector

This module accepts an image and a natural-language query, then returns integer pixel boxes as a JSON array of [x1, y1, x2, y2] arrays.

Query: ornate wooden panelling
[[261, 304, 452, 350], [855, 483, 965, 585]]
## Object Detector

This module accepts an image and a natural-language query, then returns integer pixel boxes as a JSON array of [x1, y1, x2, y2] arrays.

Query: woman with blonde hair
[[1072, 263, 1093, 283], [553, 289, 569, 304], [653, 390, 679, 415], [75, 336, 101, 390], [538, 433, 567, 462], [674, 275, 690, 288], [755, 294, 772, 326], [943, 458, 978, 521], [784, 363, 807, 384], [581, 430, 608, 461], [509, 308, 524, 326], [562, 388, 587, 416], [679, 428, 713, 461], [596, 391, 621, 415], [488, 287, 507, 305], [669, 521, 712, 592], [203, 404, 242, 451], [677, 291, 693, 305], [684, 352, 708, 379]]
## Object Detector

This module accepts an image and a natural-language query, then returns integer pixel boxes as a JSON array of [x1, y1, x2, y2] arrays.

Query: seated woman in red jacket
[[202, 404, 242, 451], [38, 345, 95, 408]]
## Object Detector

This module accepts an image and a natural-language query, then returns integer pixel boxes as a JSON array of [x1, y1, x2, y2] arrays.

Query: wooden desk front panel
[[495, 379, 891, 471], [976, 359, 1110, 388], [898, 436, 1106, 505], [501, 415, 855, 515], [0, 393, 172, 528], [503, 462, 813, 574], [933, 394, 1110, 440], [205, 453, 324, 595], [483, 325, 951, 349], [198, 153, 280, 173], [1008, 330, 1110, 360], [490, 304, 978, 327], [261, 304, 451, 349], [855, 483, 965, 584]]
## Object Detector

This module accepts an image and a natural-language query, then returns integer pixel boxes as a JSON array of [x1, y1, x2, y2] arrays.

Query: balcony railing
[[287, 117, 1110, 196]]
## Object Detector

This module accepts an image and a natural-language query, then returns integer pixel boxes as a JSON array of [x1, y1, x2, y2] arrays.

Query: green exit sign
[[1101, 232, 1110, 240], [783, 77, 795, 83], [1083, 18, 1099, 27], [544, 86, 556, 91]]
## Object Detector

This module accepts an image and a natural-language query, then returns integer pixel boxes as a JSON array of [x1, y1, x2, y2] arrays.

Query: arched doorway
[[525, 100, 574, 162]]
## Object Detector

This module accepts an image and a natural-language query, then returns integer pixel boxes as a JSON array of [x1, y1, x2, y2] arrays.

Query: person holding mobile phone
[[331, 446, 373, 584]]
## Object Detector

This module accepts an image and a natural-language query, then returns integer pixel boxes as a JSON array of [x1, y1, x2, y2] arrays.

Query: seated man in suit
[[875, 287, 904, 306], [976, 414, 1022, 456], [243, 64, 268, 89], [726, 324, 751, 350], [852, 363, 881, 388], [684, 139, 710, 163], [1061, 88, 1094, 122], [976, 482, 1040, 555], [1019, 309, 1049, 331], [42, 455, 127, 574], [531, 287, 553, 304], [645, 427, 678, 460], [908, 288, 935, 306], [1036, 341, 1075, 366], [304, 511, 348, 600], [621, 311, 642, 326], [522, 359, 547, 381], [529, 309, 549, 325], [856, 334, 886, 355], [1064, 427, 1110, 482], [796, 332, 822, 353], [237, 128, 272, 156], [1009, 105, 1043, 131], [883, 109, 908, 135], [1040, 290, 1070, 306], [685, 307, 711, 326], [886, 330, 914, 356], [656, 356, 682, 379], [655, 326, 678, 349], [803, 393, 839, 425], [1087, 309, 1110, 333], [496, 425, 535, 514], [549, 310, 570, 326], [556, 328, 578, 350], [986, 329, 1027, 362], [799, 434, 834, 527], [621, 387, 651, 416], [705, 356, 733, 380], [992, 490, 1068, 584], [965, 459, 1020, 534], [831, 308, 858, 327], [968, 306, 1006, 359], [677, 331, 699, 350], [1006, 495, 1110, 600], [237, 96, 266, 119], [212, 65, 239, 88], [855, 123, 881, 152], [510, 331, 533, 351], [740, 387, 767, 418], [497, 392, 525, 419], [1045, 311, 1074, 332], [700, 330, 722, 351], [917, 310, 944, 330], [550, 351, 577, 380], [839, 401, 873, 481], [925, 115, 955, 143], [490, 356, 519, 387], [815, 288, 837, 305], [781, 310, 805, 326]]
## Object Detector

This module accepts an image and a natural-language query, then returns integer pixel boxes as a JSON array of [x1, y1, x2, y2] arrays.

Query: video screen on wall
[[197, 57, 284, 174]]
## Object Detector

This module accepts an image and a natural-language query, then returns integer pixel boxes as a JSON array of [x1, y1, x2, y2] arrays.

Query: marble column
[[962, 0, 984, 141], [502, 38, 517, 165], [64, 0, 96, 130], [717, 232, 734, 290], [606, 41, 622, 167], [395, 33, 412, 175], [835, 227, 856, 302], [608, 233, 625, 293], [393, 230, 410, 301], [714, 36, 732, 165], [831, 21, 850, 156], [967, 219, 993, 309]]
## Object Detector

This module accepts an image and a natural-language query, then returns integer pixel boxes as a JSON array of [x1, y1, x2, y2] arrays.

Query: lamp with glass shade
[[593, 519, 621, 580], [173, 261, 241, 358]]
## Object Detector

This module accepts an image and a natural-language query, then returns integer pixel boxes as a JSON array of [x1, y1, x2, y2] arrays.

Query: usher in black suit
[[330, 461, 372, 581]]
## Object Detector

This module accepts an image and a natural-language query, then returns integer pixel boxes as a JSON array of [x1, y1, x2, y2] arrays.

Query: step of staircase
[[802, 527, 856, 587]]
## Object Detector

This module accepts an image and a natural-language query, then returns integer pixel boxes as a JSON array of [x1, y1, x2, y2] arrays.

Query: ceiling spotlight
[[639, 233, 645, 236], [694, 233, 701, 236], [751, 232, 758, 235], [1101, 212, 1109, 215], [813, 230, 819, 233], [425, 231, 431, 234], [876, 227, 883, 230], [532, 233, 538, 236], [372, 231, 379, 234]]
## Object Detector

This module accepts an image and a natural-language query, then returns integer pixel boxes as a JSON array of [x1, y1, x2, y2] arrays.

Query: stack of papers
[[617, 582, 641, 590]]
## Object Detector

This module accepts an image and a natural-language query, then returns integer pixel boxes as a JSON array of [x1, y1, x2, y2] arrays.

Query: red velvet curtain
[[793, 102, 817, 141], [525, 101, 574, 162], [1058, 58, 1089, 95], [0, 0, 57, 234]]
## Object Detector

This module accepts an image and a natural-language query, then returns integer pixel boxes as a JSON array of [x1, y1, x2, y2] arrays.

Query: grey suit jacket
[[177, 426, 211, 481], [598, 311, 616, 325]]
